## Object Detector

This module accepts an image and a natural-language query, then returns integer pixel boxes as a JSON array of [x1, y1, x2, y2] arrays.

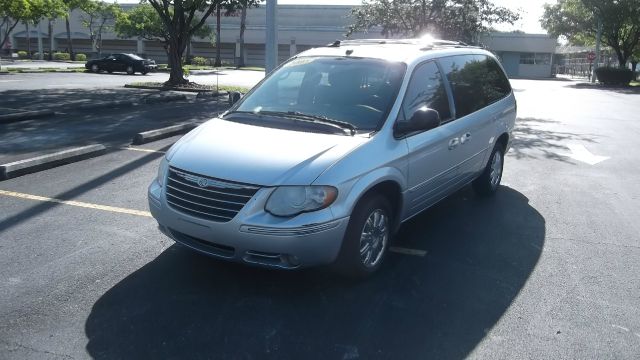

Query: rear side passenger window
[[439, 55, 512, 118], [401, 61, 451, 122]]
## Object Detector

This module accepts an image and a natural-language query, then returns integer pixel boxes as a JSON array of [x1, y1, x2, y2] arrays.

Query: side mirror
[[229, 91, 243, 105], [396, 107, 441, 135]]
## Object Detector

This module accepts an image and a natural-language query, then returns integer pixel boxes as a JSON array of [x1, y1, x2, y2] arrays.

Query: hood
[[168, 118, 369, 186]]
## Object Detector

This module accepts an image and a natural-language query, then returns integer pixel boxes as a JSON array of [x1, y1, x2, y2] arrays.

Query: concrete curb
[[125, 84, 214, 93], [0, 110, 55, 124], [132, 123, 196, 145], [0, 144, 106, 180]]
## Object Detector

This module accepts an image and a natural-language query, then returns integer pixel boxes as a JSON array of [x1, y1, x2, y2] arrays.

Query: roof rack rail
[[325, 38, 476, 50]]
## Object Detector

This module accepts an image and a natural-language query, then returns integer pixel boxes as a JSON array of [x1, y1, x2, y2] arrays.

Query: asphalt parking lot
[[1, 79, 639, 359]]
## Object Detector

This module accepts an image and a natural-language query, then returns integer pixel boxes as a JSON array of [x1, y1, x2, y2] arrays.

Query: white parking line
[[0, 80, 21, 83], [389, 246, 427, 257]]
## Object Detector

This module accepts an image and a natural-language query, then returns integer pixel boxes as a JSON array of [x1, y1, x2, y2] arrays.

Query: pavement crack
[[1, 339, 75, 359]]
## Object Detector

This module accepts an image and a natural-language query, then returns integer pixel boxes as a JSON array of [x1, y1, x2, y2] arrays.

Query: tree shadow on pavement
[[0, 88, 165, 111], [84, 186, 545, 360], [510, 117, 600, 164]]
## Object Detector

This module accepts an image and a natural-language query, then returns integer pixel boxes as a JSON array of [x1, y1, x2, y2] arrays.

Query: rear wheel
[[91, 64, 99, 73], [335, 195, 392, 278], [142, 70, 148, 75], [126, 65, 135, 75], [473, 144, 504, 196]]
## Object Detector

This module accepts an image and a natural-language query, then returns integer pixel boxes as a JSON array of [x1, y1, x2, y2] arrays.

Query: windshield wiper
[[258, 111, 357, 135]]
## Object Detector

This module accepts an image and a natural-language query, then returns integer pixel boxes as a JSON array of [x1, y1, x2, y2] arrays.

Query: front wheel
[[335, 195, 393, 278], [142, 70, 148, 75], [473, 144, 504, 196], [126, 65, 135, 75]]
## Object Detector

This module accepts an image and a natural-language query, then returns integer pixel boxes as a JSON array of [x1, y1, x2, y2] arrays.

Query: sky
[[115, 0, 556, 34]]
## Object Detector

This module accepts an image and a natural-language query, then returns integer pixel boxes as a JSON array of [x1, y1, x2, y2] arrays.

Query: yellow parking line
[[121, 147, 166, 154], [0, 189, 152, 217]]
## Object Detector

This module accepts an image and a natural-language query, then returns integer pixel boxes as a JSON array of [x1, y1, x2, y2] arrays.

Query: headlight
[[265, 186, 338, 217], [157, 157, 169, 187]]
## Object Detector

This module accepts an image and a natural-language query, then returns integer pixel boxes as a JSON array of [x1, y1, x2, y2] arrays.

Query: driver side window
[[400, 61, 451, 123]]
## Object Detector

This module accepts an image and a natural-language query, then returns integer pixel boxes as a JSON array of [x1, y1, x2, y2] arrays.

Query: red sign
[[587, 52, 596, 61]]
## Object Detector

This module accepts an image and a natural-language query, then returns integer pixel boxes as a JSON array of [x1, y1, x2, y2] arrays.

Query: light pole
[[265, 0, 278, 73]]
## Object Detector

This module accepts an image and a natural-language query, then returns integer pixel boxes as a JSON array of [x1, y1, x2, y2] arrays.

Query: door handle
[[448, 138, 459, 150], [460, 133, 471, 144]]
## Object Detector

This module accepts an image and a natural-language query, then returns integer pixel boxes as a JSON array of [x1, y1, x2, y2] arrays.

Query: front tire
[[335, 195, 393, 278], [473, 144, 504, 196], [126, 65, 135, 75]]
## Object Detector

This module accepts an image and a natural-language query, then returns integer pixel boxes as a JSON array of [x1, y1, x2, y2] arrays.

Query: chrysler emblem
[[197, 178, 208, 187]]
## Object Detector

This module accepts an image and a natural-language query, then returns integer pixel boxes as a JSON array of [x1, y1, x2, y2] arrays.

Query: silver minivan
[[148, 39, 516, 277]]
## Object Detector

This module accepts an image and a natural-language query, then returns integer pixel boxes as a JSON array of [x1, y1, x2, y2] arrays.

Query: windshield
[[235, 57, 406, 131], [127, 53, 144, 60]]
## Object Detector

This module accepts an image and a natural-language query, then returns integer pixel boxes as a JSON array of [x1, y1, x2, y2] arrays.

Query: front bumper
[[148, 180, 349, 269]]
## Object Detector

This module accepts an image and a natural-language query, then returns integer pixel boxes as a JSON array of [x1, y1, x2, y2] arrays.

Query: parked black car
[[85, 53, 157, 75]]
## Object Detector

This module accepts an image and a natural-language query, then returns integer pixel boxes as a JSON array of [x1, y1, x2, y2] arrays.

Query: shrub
[[17, 50, 28, 59], [191, 56, 207, 66], [33, 52, 49, 59], [595, 67, 633, 86], [75, 53, 87, 61], [53, 52, 71, 61]]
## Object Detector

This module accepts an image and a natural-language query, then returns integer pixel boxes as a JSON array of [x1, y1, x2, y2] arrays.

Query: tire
[[473, 144, 504, 196], [142, 71, 148, 75], [126, 66, 135, 75], [107, 70, 112, 74], [91, 64, 99, 73], [335, 194, 393, 278]]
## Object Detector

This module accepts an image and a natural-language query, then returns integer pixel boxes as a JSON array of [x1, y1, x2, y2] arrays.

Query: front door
[[400, 61, 463, 219]]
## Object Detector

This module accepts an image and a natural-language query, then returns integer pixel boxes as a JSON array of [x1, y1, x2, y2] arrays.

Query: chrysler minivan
[[148, 38, 516, 277]]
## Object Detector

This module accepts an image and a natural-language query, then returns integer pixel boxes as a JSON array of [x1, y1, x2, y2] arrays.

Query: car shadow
[[84, 186, 544, 359]]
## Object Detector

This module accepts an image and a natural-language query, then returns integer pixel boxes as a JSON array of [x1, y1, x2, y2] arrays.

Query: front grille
[[165, 166, 259, 222]]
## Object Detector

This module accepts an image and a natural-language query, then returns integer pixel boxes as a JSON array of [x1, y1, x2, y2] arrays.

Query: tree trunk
[[632, 61, 638, 80], [167, 41, 188, 85], [26, 22, 31, 57], [65, 15, 74, 60], [238, 5, 247, 67], [48, 20, 53, 60], [215, 5, 221, 67], [185, 37, 191, 65]]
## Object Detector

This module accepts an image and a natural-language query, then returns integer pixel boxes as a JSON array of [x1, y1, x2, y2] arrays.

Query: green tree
[[541, 0, 640, 68], [42, 0, 67, 60], [80, 0, 121, 57], [231, 0, 259, 67], [114, 4, 211, 67], [0, 0, 37, 51], [347, 0, 520, 43], [63, 0, 89, 60], [147, 0, 223, 84]]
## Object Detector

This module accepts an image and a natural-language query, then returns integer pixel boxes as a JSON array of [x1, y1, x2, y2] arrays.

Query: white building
[[8, 4, 557, 78]]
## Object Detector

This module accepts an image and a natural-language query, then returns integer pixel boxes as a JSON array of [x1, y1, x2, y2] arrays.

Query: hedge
[[595, 67, 633, 86], [75, 53, 87, 61], [17, 50, 28, 59], [191, 56, 207, 66], [53, 52, 71, 61]]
